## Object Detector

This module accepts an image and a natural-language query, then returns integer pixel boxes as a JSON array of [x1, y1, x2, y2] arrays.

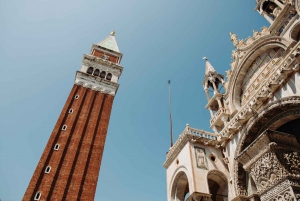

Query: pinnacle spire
[[203, 57, 216, 75], [97, 30, 120, 52]]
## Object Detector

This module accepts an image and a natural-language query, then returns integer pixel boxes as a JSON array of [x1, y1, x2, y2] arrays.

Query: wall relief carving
[[250, 152, 288, 193], [194, 147, 207, 169], [272, 188, 295, 201], [277, 150, 300, 175]]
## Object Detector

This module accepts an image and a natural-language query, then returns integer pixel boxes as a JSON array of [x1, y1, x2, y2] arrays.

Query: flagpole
[[168, 80, 174, 147]]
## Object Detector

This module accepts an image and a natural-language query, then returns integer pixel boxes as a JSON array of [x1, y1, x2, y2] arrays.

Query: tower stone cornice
[[82, 54, 123, 72], [74, 71, 119, 96]]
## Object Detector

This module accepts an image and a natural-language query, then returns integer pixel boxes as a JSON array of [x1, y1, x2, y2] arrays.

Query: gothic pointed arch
[[227, 36, 291, 111]]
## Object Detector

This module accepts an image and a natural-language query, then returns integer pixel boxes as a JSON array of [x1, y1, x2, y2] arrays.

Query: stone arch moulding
[[169, 166, 194, 201], [232, 96, 300, 197], [228, 36, 291, 112], [206, 169, 228, 200], [289, 20, 300, 41]]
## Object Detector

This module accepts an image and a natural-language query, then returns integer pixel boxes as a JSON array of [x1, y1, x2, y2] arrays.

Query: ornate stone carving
[[272, 188, 294, 201], [273, 7, 282, 18], [253, 30, 261, 39], [261, 26, 270, 36], [195, 147, 207, 169], [277, 151, 300, 175], [260, 179, 291, 201], [250, 152, 288, 193], [230, 32, 239, 48], [295, 193, 300, 200], [246, 37, 254, 45]]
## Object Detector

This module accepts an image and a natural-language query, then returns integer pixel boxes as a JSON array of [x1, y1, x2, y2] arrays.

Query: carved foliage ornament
[[271, 188, 296, 201], [250, 152, 288, 193], [277, 150, 300, 175]]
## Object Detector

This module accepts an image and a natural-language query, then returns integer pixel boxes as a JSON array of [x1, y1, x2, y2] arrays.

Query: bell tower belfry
[[23, 31, 123, 201]]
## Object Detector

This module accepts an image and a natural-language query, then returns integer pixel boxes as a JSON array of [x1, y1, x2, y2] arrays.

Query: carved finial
[[110, 30, 115, 36], [229, 32, 237, 42], [230, 32, 239, 48], [203, 57, 208, 61], [186, 123, 190, 127]]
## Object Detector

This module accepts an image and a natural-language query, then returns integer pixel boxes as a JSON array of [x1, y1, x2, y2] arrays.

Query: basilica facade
[[164, 1, 300, 201]]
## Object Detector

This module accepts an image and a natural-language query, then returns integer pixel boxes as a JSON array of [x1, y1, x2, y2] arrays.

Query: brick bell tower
[[23, 31, 123, 201]]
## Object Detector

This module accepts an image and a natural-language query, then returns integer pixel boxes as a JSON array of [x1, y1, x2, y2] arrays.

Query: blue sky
[[0, 1, 267, 200]]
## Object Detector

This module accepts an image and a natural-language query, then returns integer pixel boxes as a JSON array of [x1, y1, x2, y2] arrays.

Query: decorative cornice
[[74, 71, 119, 96], [220, 41, 300, 140], [163, 126, 220, 169], [83, 54, 123, 72], [230, 27, 270, 51]]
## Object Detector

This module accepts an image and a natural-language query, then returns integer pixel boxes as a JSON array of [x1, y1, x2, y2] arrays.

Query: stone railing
[[210, 108, 229, 125], [221, 41, 300, 139], [189, 127, 218, 140]]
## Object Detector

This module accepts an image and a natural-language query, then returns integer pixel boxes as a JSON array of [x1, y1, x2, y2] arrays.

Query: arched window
[[93, 69, 100, 76], [87, 67, 94, 74], [100, 71, 106, 78], [106, 73, 112, 81]]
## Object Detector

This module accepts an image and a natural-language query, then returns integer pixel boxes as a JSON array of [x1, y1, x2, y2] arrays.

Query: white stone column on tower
[[262, 11, 274, 24], [204, 88, 211, 101], [208, 107, 214, 118], [273, 0, 284, 9], [216, 96, 223, 109]]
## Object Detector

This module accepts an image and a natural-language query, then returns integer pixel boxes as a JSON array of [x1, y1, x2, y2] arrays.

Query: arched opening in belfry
[[93, 69, 100, 76], [262, 1, 280, 20], [100, 71, 106, 78], [171, 171, 190, 201], [87, 67, 94, 74], [207, 170, 228, 201]]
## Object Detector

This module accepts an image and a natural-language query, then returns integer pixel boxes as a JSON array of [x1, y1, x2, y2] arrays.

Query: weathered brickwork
[[92, 49, 119, 63], [23, 85, 114, 201]]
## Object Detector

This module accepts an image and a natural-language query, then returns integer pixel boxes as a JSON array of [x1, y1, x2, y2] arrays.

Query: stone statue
[[261, 26, 270, 36], [230, 32, 239, 47], [253, 30, 260, 39]]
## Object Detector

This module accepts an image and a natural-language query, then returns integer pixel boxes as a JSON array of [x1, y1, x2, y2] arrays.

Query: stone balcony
[[210, 108, 229, 128]]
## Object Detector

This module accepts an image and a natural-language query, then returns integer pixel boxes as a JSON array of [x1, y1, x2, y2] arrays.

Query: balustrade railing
[[210, 108, 228, 125]]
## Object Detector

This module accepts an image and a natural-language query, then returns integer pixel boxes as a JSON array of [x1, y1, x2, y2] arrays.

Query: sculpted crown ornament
[[229, 27, 270, 50]]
